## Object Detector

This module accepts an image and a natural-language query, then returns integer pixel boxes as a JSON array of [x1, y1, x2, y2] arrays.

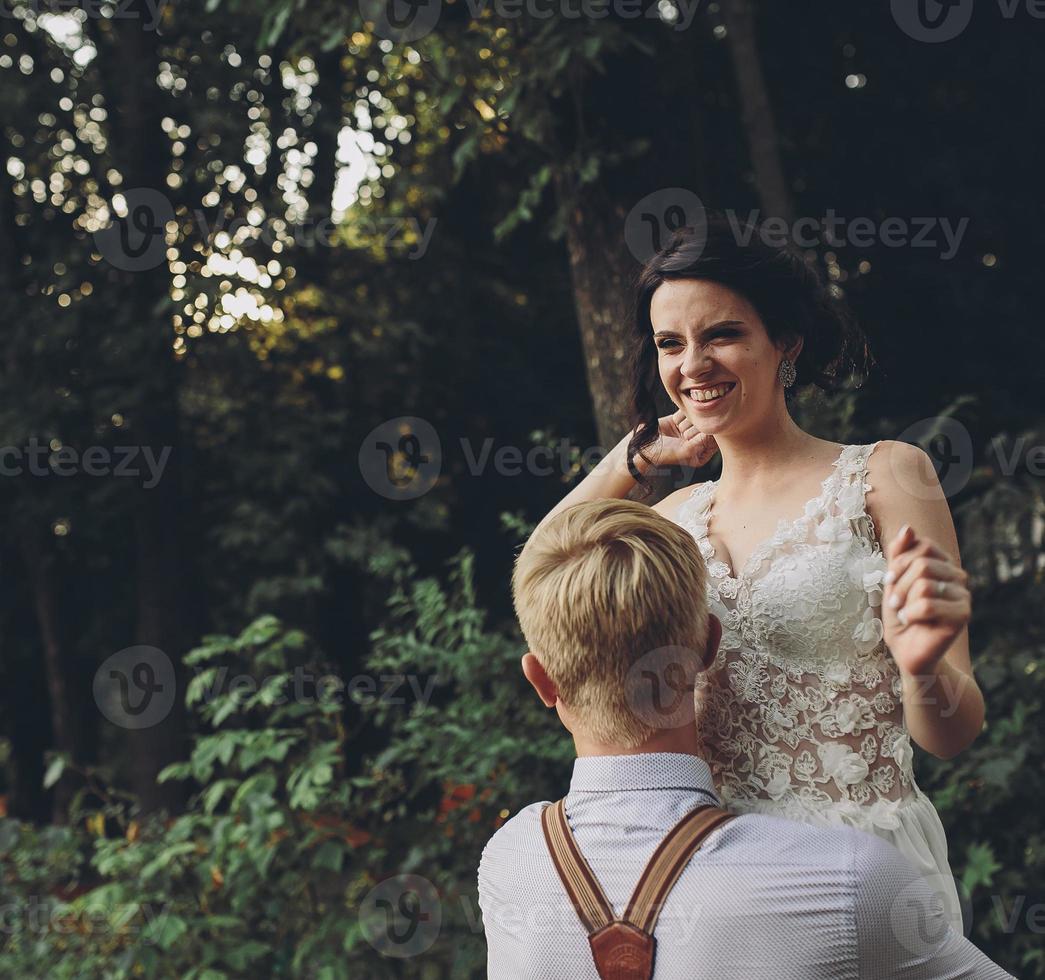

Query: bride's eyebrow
[[653, 319, 745, 339]]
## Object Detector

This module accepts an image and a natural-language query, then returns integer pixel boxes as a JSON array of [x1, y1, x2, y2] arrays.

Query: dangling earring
[[778, 358, 797, 388]]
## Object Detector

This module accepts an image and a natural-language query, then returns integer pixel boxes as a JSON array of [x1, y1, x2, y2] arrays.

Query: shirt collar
[[568, 752, 720, 801]]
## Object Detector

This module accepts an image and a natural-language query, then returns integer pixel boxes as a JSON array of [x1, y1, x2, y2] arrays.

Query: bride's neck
[[713, 412, 817, 492]]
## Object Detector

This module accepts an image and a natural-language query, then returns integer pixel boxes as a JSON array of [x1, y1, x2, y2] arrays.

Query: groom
[[477, 498, 1010, 979]]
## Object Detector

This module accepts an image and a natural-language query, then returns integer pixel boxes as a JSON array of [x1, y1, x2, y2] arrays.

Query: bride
[[537, 217, 983, 927]]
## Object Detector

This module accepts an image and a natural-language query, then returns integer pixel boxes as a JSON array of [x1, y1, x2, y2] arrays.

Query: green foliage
[[0, 535, 571, 977], [916, 571, 1045, 975]]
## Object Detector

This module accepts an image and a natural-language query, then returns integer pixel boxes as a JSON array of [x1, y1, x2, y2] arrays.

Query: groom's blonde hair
[[512, 498, 711, 747]]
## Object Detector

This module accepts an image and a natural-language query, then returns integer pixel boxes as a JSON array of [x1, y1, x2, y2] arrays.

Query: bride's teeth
[[689, 383, 733, 402]]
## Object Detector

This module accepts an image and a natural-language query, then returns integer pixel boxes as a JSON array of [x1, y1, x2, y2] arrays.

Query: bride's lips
[[683, 382, 736, 409]]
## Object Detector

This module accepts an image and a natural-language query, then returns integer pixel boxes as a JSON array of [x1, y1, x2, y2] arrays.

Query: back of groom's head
[[512, 499, 715, 747]]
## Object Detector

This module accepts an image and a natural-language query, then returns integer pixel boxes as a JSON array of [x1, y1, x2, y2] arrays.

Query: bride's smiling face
[[650, 278, 802, 436]]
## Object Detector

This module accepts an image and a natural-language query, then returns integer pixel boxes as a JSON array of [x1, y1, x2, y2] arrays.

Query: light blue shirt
[[477, 753, 1012, 979]]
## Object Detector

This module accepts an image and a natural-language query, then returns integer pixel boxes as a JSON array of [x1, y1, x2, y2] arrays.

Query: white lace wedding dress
[[675, 442, 963, 925]]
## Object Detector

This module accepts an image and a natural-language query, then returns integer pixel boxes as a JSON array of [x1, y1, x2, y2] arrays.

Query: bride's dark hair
[[626, 212, 875, 494]]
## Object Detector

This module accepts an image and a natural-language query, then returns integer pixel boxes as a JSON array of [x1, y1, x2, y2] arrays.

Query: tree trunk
[[16, 528, 85, 823], [549, 32, 712, 455], [559, 180, 637, 453], [721, 0, 795, 221], [0, 123, 86, 821], [100, 2, 191, 815]]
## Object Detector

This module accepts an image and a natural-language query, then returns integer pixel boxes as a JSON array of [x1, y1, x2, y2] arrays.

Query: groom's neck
[[572, 724, 701, 759]]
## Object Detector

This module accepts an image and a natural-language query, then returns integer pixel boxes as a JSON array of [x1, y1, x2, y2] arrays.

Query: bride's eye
[[706, 328, 739, 344], [656, 339, 681, 350]]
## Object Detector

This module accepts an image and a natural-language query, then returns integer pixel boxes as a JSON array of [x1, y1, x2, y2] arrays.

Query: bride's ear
[[779, 333, 804, 364], [702, 614, 722, 671], [521, 652, 558, 708]]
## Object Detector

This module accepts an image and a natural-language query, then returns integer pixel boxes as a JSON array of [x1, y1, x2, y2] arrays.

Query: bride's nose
[[681, 343, 714, 381]]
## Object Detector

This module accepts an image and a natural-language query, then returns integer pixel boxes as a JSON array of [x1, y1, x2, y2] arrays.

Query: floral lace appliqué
[[676, 443, 918, 828]]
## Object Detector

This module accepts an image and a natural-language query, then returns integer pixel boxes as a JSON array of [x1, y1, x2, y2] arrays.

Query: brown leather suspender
[[540, 799, 734, 980]]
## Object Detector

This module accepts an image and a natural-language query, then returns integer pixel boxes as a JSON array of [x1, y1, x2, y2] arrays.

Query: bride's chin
[[683, 410, 732, 433]]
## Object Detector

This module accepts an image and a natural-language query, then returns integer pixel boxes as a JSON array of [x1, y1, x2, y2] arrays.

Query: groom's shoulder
[[713, 811, 905, 876], [479, 801, 549, 869], [714, 811, 855, 855], [478, 803, 886, 872], [476, 802, 911, 893], [478, 803, 893, 861], [476, 801, 552, 914]]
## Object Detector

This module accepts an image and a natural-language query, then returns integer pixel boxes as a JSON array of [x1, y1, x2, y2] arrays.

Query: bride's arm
[[533, 430, 652, 537], [866, 440, 984, 759], [532, 413, 716, 537]]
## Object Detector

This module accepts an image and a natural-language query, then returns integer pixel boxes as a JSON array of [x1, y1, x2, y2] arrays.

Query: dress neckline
[[698, 443, 853, 583]]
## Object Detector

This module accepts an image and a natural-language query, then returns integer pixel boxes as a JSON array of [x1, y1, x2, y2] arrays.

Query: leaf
[[158, 761, 192, 784], [261, 2, 292, 49], [439, 85, 464, 115], [143, 912, 189, 950], [211, 695, 241, 728], [224, 941, 271, 969], [451, 133, 480, 183], [187, 667, 222, 707], [140, 842, 198, 882], [43, 754, 67, 789], [231, 772, 277, 812], [311, 839, 345, 872], [961, 841, 1001, 893], [202, 779, 237, 816]]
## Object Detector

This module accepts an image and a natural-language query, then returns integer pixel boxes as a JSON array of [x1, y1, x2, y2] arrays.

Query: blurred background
[[0, 0, 1042, 976]]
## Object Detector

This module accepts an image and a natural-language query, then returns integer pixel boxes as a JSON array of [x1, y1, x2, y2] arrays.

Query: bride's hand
[[645, 411, 718, 471], [882, 524, 971, 678]]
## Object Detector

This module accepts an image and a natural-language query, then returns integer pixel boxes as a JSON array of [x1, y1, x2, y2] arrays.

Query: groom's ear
[[701, 613, 722, 671], [521, 652, 558, 708]]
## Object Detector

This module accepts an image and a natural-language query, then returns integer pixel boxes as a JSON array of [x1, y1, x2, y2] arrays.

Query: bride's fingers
[[885, 557, 967, 613], [886, 533, 949, 568], [894, 596, 971, 629], [693, 431, 717, 457], [893, 579, 970, 624], [886, 555, 965, 593]]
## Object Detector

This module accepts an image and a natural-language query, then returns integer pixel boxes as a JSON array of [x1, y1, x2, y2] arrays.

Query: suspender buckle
[[588, 920, 655, 980]]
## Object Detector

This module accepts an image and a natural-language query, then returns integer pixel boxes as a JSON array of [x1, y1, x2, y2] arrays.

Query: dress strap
[[834, 442, 883, 553], [676, 482, 715, 558]]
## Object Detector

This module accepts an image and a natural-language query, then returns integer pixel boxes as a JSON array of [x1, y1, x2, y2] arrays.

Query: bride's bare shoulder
[[651, 482, 705, 523]]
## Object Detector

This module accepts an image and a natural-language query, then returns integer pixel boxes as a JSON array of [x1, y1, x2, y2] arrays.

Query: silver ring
[[935, 580, 947, 597]]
